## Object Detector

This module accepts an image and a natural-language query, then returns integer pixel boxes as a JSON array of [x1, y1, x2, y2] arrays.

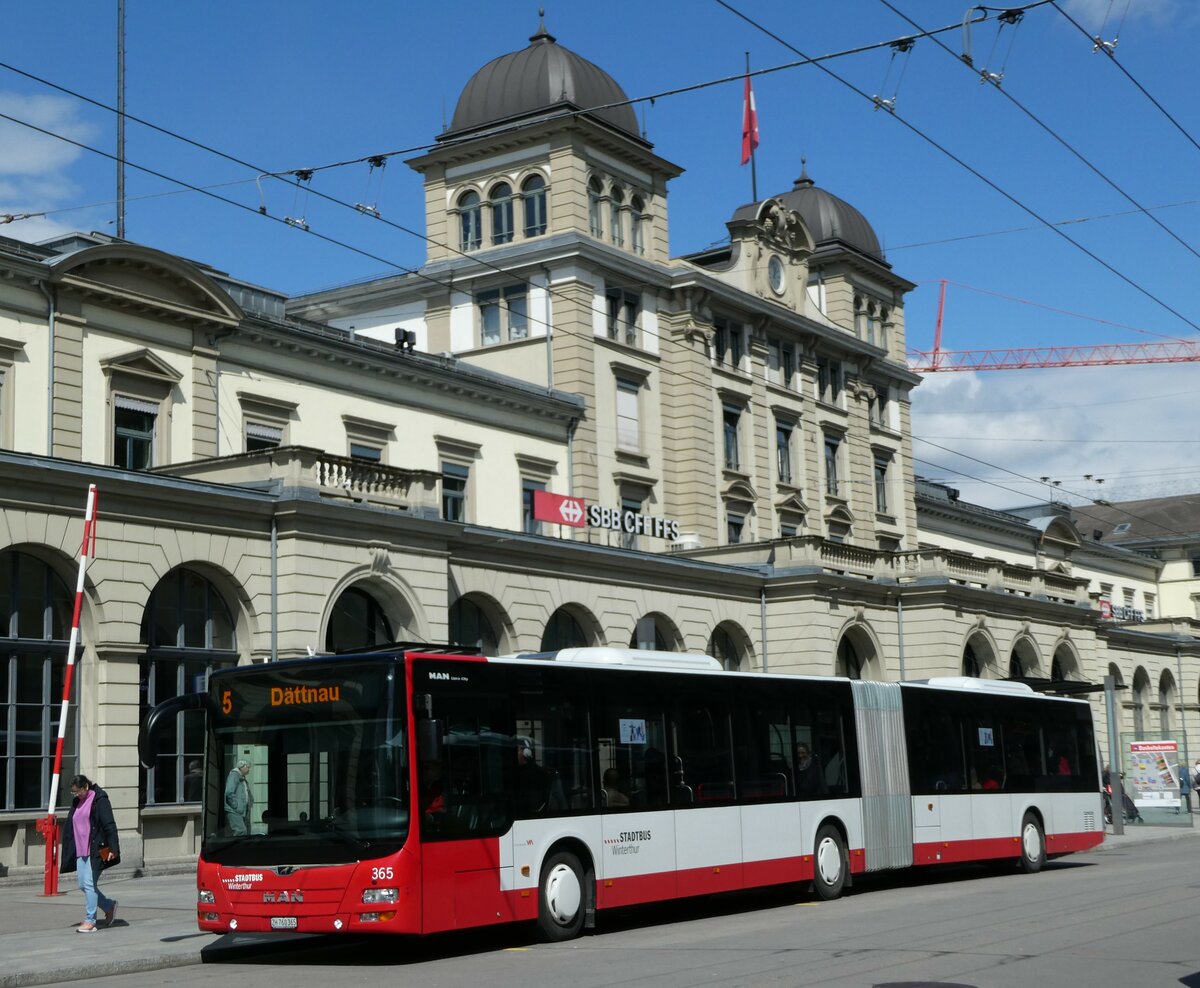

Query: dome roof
[[731, 162, 885, 263], [443, 15, 642, 142]]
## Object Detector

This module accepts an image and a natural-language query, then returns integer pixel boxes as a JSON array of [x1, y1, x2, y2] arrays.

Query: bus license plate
[[270, 916, 297, 930]]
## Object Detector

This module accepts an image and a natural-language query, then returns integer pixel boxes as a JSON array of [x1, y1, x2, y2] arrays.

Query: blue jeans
[[76, 856, 115, 923]]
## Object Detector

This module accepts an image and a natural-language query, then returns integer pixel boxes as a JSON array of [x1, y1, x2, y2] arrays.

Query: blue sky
[[3, 0, 1198, 510]]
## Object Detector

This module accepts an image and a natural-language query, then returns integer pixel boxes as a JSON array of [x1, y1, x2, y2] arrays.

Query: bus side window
[[512, 673, 591, 818], [671, 691, 733, 806], [593, 671, 669, 812]]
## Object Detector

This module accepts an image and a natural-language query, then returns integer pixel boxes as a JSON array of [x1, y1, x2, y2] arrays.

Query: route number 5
[[222, 690, 232, 715]]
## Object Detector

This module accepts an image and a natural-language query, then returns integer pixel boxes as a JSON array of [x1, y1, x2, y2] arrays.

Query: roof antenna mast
[[117, 0, 126, 239]]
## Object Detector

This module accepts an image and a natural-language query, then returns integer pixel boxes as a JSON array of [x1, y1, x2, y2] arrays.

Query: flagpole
[[746, 52, 758, 201]]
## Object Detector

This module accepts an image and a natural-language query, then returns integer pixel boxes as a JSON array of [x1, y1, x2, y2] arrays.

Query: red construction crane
[[906, 281, 1200, 373]]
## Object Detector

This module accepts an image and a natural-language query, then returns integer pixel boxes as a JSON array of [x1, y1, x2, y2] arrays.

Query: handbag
[[98, 844, 119, 868]]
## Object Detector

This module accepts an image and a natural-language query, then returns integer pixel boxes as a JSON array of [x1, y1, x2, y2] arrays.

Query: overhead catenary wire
[[879, 0, 1200, 269], [1052, 1, 1200, 161], [714, 0, 1200, 336], [914, 436, 1200, 538]]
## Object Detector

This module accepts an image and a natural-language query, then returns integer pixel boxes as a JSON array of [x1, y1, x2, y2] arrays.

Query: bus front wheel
[[812, 824, 847, 900], [1018, 813, 1045, 874], [537, 850, 585, 941]]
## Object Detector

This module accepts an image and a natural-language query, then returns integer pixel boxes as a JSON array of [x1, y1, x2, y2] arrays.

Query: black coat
[[60, 784, 121, 879]]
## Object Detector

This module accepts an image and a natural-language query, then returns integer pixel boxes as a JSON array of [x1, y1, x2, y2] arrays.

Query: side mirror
[[139, 692, 214, 769]]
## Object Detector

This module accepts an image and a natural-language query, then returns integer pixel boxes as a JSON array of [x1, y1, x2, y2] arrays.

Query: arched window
[[1009, 654, 1023, 678], [522, 174, 547, 237], [0, 551, 75, 811], [630, 195, 645, 255], [140, 567, 238, 806], [1159, 671, 1175, 736], [326, 586, 393, 653], [1131, 669, 1149, 739], [1051, 655, 1065, 682], [707, 626, 741, 671], [609, 186, 625, 246], [490, 183, 513, 245], [587, 178, 604, 237], [541, 607, 588, 651], [458, 191, 482, 251], [963, 643, 982, 678], [837, 636, 862, 680], [629, 618, 669, 651], [449, 596, 499, 654]]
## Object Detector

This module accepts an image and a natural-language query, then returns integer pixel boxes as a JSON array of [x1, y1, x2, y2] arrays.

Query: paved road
[[67, 839, 1200, 988]]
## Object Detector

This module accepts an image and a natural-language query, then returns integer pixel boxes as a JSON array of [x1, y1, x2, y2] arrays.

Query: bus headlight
[[198, 890, 215, 904], [361, 888, 399, 904]]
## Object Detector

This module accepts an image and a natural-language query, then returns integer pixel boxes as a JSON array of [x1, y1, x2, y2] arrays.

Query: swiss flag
[[740, 75, 759, 165]]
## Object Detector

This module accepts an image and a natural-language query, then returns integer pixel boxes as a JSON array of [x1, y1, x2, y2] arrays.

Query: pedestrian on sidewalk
[[1180, 761, 1192, 815], [60, 775, 121, 933]]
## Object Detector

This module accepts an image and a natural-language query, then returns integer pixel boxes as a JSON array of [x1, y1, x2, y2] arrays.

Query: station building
[[0, 18, 1196, 879]]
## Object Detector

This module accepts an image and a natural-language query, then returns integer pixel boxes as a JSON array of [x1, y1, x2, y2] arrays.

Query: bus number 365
[[371, 867, 394, 881]]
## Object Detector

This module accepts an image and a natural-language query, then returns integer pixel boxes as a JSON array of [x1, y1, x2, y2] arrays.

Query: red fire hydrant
[[35, 814, 60, 897]]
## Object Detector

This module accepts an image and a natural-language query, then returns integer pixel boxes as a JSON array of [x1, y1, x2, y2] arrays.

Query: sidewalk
[[0, 822, 1196, 987]]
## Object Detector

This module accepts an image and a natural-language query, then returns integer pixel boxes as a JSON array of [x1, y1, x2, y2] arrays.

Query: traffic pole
[[38, 484, 99, 897]]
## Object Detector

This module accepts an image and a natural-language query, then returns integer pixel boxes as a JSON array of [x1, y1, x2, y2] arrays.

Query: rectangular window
[[869, 385, 889, 427], [817, 358, 842, 405], [114, 395, 157, 470], [1144, 592, 1156, 619], [479, 286, 529, 345], [780, 521, 798, 538], [713, 318, 742, 369], [782, 344, 795, 390], [824, 434, 841, 497], [442, 462, 469, 522], [616, 378, 640, 451], [350, 442, 382, 462], [874, 453, 891, 513], [776, 420, 794, 485], [767, 339, 781, 384], [245, 421, 283, 452], [506, 287, 529, 340], [621, 494, 642, 550], [479, 289, 501, 346], [522, 479, 546, 535], [727, 512, 745, 545], [606, 290, 640, 346], [723, 404, 741, 471]]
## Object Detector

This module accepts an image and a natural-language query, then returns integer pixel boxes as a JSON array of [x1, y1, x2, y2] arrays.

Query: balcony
[[155, 446, 441, 514]]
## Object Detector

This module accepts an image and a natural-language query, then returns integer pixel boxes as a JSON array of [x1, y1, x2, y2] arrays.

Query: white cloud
[[0, 91, 102, 241], [910, 364, 1200, 509], [1060, 0, 1188, 29]]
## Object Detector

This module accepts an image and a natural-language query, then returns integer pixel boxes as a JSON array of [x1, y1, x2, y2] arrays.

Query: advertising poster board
[[1126, 740, 1180, 809]]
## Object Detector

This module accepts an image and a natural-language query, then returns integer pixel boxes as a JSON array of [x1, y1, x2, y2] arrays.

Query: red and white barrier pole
[[38, 484, 98, 897]]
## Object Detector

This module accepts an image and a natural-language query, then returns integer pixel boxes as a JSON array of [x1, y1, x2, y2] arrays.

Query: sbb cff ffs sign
[[532, 491, 680, 541], [533, 490, 586, 527]]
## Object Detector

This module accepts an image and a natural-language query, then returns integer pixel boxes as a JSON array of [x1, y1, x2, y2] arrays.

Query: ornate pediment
[[99, 347, 184, 384]]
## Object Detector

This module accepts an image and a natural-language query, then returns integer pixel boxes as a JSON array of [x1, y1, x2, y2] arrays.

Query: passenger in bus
[[515, 740, 554, 814], [793, 744, 826, 797], [421, 758, 446, 818], [602, 768, 630, 807], [224, 760, 252, 835]]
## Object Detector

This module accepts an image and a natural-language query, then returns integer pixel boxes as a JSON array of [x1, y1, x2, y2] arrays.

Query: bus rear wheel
[[537, 850, 585, 941], [812, 824, 847, 900], [1018, 812, 1045, 874]]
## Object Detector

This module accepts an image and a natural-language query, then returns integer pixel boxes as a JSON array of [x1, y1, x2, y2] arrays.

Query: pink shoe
[[77, 922, 97, 933]]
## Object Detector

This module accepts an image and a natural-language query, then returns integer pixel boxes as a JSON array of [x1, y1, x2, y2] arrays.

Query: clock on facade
[[767, 254, 786, 295]]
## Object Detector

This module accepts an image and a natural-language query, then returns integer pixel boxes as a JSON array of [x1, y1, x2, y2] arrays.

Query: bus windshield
[[203, 659, 407, 865]]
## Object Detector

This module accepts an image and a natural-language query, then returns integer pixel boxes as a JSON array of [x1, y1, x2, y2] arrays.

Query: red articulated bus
[[140, 645, 1103, 940]]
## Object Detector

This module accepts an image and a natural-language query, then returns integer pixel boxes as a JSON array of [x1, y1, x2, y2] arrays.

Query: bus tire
[[812, 824, 847, 900], [537, 850, 585, 941], [1018, 813, 1045, 874]]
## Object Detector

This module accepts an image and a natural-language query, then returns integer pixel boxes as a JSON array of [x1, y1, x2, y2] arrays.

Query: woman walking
[[60, 775, 121, 932]]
